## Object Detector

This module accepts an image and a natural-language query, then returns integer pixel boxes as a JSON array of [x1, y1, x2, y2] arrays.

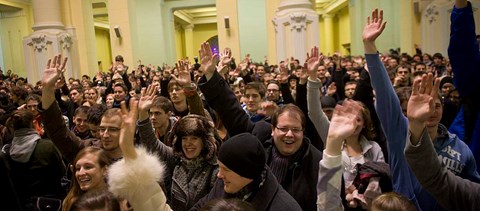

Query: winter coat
[[39, 101, 100, 163], [198, 71, 321, 211], [3, 129, 65, 208], [190, 168, 302, 211], [108, 147, 172, 211], [137, 118, 218, 211]]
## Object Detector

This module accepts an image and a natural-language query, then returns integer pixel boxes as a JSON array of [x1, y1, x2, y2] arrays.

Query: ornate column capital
[[59, 33, 73, 50], [27, 34, 52, 52], [289, 13, 309, 31]]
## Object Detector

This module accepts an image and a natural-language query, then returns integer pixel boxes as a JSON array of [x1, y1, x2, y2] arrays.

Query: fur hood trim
[[108, 147, 165, 199]]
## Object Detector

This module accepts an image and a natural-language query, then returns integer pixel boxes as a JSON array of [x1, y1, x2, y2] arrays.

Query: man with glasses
[[196, 42, 322, 211], [265, 80, 284, 106]]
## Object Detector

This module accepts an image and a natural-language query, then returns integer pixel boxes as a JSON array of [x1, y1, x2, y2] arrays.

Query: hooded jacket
[[2, 129, 65, 206]]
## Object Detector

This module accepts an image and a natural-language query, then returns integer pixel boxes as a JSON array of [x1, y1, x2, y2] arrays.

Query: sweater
[[405, 129, 480, 211], [366, 53, 480, 211]]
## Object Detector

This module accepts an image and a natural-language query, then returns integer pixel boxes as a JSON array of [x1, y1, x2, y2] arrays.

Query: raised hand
[[298, 66, 308, 85], [119, 99, 139, 160], [278, 63, 289, 84], [407, 73, 440, 123], [327, 100, 364, 152], [362, 9, 387, 54], [175, 60, 192, 86], [362, 9, 387, 43], [258, 101, 278, 117], [305, 46, 322, 80], [138, 84, 158, 114], [42, 54, 68, 88], [198, 42, 219, 80], [326, 82, 337, 97], [217, 48, 233, 75], [407, 73, 440, 144]]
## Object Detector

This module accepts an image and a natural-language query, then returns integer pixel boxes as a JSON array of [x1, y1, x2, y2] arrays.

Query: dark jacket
[[3, 139, 65, 207], [39, 101, 99, 163], [199, 71, 321, 210], [190, 168, 302, 211], [264, 138, 322, 211]]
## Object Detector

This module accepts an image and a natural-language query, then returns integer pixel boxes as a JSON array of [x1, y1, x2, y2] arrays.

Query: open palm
[[407, 73, 440, 123], [362, 9, 387, 42], [328, 100, 363, 140], [138, 84, 158, 113], [305, 46, 322, 77], [199, 42, 219, 76], [176, 60, 191, 86], [42, 55, 68, 87]]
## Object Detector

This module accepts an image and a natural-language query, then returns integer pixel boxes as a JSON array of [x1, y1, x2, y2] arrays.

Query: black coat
[[190, 169, 302, 211], [199, 71, 322, 210], [264, 138, 322, 211]]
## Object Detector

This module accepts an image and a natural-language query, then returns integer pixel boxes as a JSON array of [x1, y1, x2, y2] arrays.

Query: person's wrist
[[308, 76, 318, 81]]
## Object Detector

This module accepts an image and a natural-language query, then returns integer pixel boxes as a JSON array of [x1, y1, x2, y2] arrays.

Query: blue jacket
[[366, 53, 480, 211], [447, 1, 480, 174]]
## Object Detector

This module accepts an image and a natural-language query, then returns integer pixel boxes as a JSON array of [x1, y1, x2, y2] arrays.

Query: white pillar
[[273, 0, 319, 62], [23, 0, 78, 83]]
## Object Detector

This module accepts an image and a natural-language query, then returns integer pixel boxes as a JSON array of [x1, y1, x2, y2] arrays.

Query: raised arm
[[109, 99, 172, 211], [404, 74, 480, 210], [176, 60, 206, 117], [363, 9, 420, 206], [137, 85, 175, 165], [306, 47, 330, 143], [198, 42, 261, 137], [40, 55, 86, 162], [317, 100, 363, 211]]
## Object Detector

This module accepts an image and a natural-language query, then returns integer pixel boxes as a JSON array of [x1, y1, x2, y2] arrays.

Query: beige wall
[[0, 0, 32, 78], [216, 0, 240, 60], [336, 7, 350, 55], [0, 11, 30, 77], [265, 0, 281, 64], [193, 23, 217, 56], [175, 27, 185, 60], [107, 0, 138, 68], [95, 28, 112, 73], [70, 0, 97, 76]]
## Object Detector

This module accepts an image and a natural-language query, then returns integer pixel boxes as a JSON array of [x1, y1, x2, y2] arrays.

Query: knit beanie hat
[[439, 76, 454, 89], [218, 133, 266, 179]]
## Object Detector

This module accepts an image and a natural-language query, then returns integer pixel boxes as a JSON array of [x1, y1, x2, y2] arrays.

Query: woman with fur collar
[[137, 85, 219, 211], [108, 99, 172, 211]]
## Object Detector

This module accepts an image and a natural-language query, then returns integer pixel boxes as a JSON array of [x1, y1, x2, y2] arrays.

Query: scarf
[[269, 147, 289, 184], [9, 128, 41, 163]]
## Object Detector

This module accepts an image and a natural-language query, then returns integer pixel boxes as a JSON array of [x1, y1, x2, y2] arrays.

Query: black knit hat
[[439, 76, 454, 89], [218, 133, 266, 179]]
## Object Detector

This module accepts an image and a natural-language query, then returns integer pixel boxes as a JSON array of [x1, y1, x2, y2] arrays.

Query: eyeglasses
[[275, 126, 303, 134], [99, 126, 120, 134], [267, 89, 279, 93]]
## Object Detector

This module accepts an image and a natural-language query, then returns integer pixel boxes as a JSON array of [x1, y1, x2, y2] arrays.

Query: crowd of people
[[0, 0, 479, 210]]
